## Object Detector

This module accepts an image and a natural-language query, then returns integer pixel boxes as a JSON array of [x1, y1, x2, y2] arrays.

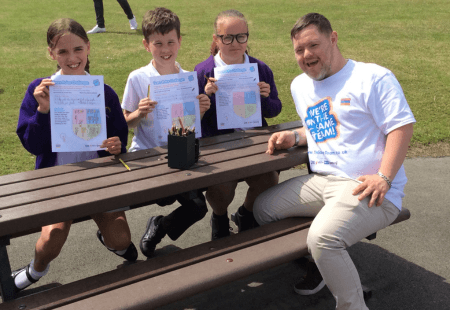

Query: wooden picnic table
[[0, 120, 309, 304]]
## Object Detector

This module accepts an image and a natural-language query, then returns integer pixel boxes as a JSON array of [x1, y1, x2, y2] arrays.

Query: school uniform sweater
[[17, 77, 128, 170]]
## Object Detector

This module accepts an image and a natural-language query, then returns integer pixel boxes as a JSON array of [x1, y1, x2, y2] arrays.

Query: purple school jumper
[[17, 77, 128, 170], [195, 55, 282, 138]]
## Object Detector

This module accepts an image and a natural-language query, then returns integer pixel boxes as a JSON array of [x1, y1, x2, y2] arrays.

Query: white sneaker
[[129, 16, 138, 30], [87, 25, 106, 34]]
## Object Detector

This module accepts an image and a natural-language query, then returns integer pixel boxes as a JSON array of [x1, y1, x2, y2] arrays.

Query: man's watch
[[292, 130, 300, 146]]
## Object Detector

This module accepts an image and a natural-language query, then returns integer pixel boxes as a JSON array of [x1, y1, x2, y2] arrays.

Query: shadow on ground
[[158, 242, 450, 310]]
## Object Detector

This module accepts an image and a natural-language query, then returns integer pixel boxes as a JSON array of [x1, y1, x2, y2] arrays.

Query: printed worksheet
[[214, 63, 262, 130], [50, 75, 107, 152], [149, 72, 202, 145]]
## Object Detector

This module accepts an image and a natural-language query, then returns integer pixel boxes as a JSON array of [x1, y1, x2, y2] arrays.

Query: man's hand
[[352, 174, 390, 207], [266, 130, 296, 155], [101, 136, 122, 155], [353, 123, 413, 208]]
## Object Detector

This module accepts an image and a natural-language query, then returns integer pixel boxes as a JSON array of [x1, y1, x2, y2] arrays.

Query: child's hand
[[101, 136, 122, 155], [138, 98, 157, 118], [205, 77, 218, 96], [197, 94, 211, 115], [258, 82, 270, 98], [33, 79, 55, 114]]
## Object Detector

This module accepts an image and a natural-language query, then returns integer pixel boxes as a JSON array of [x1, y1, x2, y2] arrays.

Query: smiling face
[[213, 17, 248, 65], [48, 32, 90, 75], [292, 24, 338, 81], [143, 29, 181, 74]]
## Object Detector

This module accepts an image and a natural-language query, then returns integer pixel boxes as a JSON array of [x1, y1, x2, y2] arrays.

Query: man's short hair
[[142, 7, 181, 41], [291, 13, 333, 39]]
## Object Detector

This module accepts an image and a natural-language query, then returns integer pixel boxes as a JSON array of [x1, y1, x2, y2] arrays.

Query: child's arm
[[204, 77, 218, 96], [100, 137, 122, 155], [258, 64, 282, 119], [16, 79, 54, 155], [99, 85, 128, 157], [33, 79, 54, 114], [197, 94, 211, 119], [123, 97, 158, 128], [257, 81, 270, 98]]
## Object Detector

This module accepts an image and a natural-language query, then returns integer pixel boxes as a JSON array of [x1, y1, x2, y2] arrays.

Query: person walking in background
[[87, 0, 138, 34]]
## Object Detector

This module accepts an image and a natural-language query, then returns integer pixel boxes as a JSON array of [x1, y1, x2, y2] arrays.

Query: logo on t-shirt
[[340, 98, 351, 106], [304, 97, 340, 143]]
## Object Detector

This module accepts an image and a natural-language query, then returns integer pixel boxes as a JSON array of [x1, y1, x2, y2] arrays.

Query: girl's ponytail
[[210, 41, 219, 56]]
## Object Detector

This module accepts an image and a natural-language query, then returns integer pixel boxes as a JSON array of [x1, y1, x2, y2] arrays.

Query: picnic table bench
[[0, 121, 410, 309]]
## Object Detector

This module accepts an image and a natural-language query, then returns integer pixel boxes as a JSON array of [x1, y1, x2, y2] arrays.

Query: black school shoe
[[231, 205, 260, 233], [210, 213, 231, 240], [140, 215, 167, 258], [11, 264, 39, 293], [294, 261, 325, 295], [96, 230, 138, 262]]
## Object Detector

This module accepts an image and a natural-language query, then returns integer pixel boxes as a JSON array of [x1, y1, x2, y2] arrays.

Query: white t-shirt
[[122, 60, 186, 152], [291, 59, 416, 210]]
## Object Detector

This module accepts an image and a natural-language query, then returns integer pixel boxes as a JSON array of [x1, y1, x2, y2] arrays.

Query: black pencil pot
[[168, 133, 199, 169]]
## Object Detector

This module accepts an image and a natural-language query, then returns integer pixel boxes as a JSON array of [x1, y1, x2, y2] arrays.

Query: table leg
[[0, 236, 15, 302]]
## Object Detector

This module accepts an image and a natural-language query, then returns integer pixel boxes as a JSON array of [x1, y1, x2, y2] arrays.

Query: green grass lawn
[[1, 0, 449, 175]]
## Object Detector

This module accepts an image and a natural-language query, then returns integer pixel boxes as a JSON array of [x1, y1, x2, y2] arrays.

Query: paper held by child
[[148, 71, 202, 145], [49, 75, 107, 152], [214, 63, 262, 130]]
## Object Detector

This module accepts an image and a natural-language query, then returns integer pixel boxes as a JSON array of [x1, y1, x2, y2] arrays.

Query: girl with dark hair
[[14, 18, 136, 293]]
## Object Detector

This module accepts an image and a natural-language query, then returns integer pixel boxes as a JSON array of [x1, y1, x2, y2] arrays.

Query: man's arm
[[353, 123, 414, 207], [266, 127, 307, 154]]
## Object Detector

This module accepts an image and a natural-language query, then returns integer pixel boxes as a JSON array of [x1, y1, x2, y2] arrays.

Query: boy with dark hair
[[122, 7, 211, 257]]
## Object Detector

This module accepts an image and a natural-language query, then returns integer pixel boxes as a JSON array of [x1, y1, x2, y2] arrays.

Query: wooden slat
[[0, 134, 276, 199], [0, 208, 411, 309], [0, 147, 308, 237], [0, 121, 302, 186], [55, 230, 310, 310], [196, 121, 302, 147], [0, 137, 301, 210], [0, 217, 312, 310]]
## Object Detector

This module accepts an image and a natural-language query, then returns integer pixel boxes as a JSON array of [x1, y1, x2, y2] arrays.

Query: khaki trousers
[[253, 173, 400, 310]]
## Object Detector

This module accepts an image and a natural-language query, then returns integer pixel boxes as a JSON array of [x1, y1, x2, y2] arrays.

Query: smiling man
[[253, 13, 415, 310]]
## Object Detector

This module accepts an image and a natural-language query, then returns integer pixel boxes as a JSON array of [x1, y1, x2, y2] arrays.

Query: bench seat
[[1, 207, 410, 310]]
